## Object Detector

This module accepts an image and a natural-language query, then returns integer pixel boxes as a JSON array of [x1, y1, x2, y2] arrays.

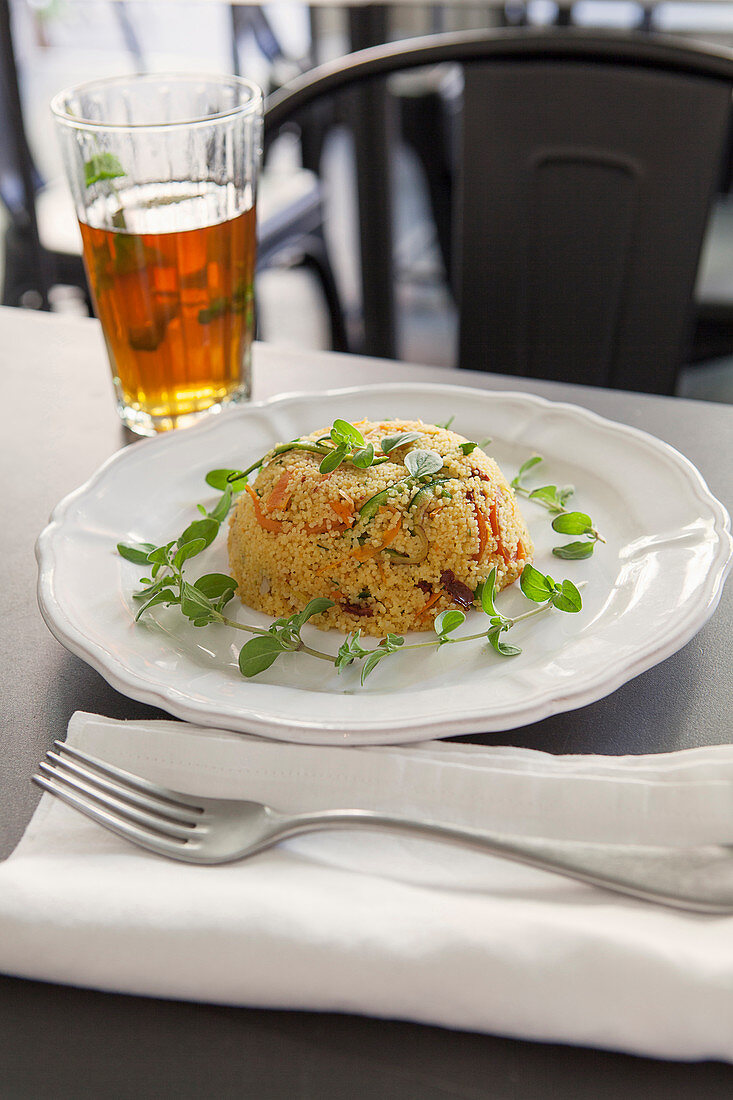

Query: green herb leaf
[[194, 573, 238, 600], [238, 634, 285, 677], [147, 544, 173, 566], [331, 419, 365, 448], [404, 449, 443, 479], [510, 455, 543, 487], [335, 631, 369, 672], [178, 517, 219, 551], [132, 575, 172, 601], [552, 541, 596, 560], [173, 538, 206, 569], [206, 468, 248, 491], [434, 609, 465, 638], [208, 484, 233, 523], [117, 541, 156, 564], [361, 649, 386, 683], [319, 443, 348, 474], [459, 441, 478, 455], [551, 579, 583, 613], [290, 597, 334, 632], [179, 582, 216, 622], [381, 431, 422, 454], [351, 444, 375, 469], [552, 511, 592, 535], [528, 485, 564, 509], [134, 588, 178, 620], [477, 566, 500, 617], [198, 297, 229, 324], [358, 633, 404, 685], [438, 416, 455, 430], [84, 153, 125, 187], [487, 625, 522, 657], [520, 564, 554, 602]]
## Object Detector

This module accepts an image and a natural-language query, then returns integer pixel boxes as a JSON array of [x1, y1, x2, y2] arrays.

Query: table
[[2, 306, 733, 1094]]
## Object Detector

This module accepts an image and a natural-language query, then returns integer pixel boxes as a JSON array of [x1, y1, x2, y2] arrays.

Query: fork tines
[[33, 740, 202, 857]]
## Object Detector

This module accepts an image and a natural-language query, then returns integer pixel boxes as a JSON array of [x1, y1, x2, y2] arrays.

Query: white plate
[[36, 383, 732, 745]]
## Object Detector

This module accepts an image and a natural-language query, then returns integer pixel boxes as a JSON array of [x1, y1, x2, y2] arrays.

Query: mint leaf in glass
[[84, 153, 125, 187]]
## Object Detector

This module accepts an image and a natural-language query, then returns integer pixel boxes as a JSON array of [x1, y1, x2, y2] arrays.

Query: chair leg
[[399, 89, 454, 287], [257, 237, 349, 353], [2, 225, 51, 309], [296, 246, 350, 353]]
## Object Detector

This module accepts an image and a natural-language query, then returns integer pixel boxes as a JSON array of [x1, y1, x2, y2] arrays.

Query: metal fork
[[33, 740, 733, 914]]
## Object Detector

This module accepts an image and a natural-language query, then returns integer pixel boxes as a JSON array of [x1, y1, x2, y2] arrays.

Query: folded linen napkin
[[2, 711, 733, 1062]]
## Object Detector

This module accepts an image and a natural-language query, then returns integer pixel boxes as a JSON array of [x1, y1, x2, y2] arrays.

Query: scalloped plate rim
[[35, 382, 733, 745]]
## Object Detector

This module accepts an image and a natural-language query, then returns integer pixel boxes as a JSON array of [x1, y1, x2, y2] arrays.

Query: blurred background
[[4, 0, 733, 401]]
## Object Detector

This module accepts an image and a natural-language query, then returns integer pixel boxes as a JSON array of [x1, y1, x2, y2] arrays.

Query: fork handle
[[274, 810, 733, 914]]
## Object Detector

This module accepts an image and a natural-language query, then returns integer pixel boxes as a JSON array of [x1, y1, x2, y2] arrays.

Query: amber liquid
[[80, 196, 256, 431]]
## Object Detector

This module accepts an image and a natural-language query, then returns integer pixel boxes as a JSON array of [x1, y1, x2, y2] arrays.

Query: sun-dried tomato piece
[[440, 570, 475, 610], [340, 602, 374, 617]]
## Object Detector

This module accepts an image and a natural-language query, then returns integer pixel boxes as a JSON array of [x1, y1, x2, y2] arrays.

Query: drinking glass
[[52, 73, 262, 435]]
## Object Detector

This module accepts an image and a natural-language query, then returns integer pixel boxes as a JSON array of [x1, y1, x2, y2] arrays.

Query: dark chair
[[1, 0, 347, 351], [265, 28, 733, 394], [0, 0, 89, 310], [230, 3, 347, 351]]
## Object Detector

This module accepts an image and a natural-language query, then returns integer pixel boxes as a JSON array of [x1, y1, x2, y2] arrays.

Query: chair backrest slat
[[457, 58, 733, 392], [266, 29, 733, 392]]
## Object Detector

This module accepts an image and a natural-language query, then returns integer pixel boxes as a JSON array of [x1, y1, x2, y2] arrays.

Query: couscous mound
[[227, 419, 533, 635]]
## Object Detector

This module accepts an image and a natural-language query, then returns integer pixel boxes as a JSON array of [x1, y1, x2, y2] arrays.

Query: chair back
[[266, 29, 733, 393], [0, 0, 44, 221], [0, 0, 52, 306]]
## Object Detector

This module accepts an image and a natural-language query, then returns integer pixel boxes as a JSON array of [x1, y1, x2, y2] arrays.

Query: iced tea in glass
[[52, 74, 262, 435]]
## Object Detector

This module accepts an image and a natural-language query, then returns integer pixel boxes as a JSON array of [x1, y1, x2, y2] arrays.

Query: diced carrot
[[315, 559, 346, 576], [265, 470, 293, 513], [487, 498, 501, 542], [473, 503, 489, 562], [487, 497, 512, 563], [352, 543, 381, 562], [329, 499, 355, 525], [416, 590, 442, 620], [351, 510, 402, 561], [245, 485, 283, 533]]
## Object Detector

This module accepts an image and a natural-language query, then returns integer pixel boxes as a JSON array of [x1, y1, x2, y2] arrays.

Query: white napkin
[[2, 712, 733, 1062]]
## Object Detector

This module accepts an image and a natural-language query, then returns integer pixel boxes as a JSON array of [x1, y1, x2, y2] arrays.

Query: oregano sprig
[[511, 455, 604, 558], [359, 448, 444, 521], [118, 437, 589, 687], [332, 564, 582, 683], [237, 598, 336, 676], [204, 418, 436, 493], [119, 488, 336, 675]]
